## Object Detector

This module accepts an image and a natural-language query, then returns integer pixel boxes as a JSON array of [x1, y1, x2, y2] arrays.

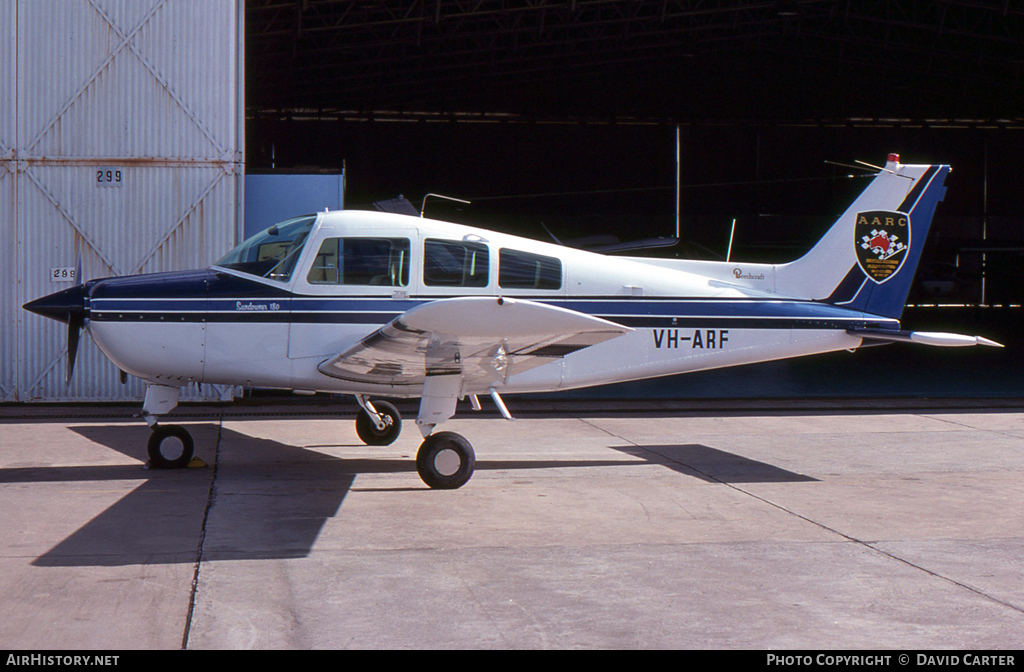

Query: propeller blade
[[66, 313, 83, 386], [74, 233, 82, 287]]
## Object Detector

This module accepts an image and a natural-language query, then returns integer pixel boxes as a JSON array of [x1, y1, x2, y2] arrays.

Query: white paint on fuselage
[[88, 209, 872, 396], [550, 327, 861, 394], [89, 321, 206, 384]]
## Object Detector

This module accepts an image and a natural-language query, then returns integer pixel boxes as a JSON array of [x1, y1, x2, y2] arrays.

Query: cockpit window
[[307, 237, 410, 286], [214, 215, 317, 282]]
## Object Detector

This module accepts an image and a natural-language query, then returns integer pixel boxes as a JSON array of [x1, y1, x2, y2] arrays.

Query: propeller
[[22, 283, 89, 385], [22, 238, 89, 386]]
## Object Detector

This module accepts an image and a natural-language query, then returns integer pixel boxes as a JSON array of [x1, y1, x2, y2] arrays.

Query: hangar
[[4, 0, 1022, 401], [251, 0, 1024, 401]]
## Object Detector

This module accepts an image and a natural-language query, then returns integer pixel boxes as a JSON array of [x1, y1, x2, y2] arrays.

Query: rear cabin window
[[498, 248, 562, 289], [307, 237, 410, 286], [423, 239, 489, 287]]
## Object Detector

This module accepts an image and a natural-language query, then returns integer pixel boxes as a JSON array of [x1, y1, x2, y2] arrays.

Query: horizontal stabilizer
[[849, 328, 1003, 348], [583, 236, 679, 254], [372, 195, 420, 217]]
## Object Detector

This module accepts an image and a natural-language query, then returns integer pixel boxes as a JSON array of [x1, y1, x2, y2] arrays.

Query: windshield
[[214, 215, 317, 282]]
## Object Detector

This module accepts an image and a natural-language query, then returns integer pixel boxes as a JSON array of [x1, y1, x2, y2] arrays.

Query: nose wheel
[[147, 424, 195, 469], [416, 431, 475, 490], [355, 400, 403, 446]]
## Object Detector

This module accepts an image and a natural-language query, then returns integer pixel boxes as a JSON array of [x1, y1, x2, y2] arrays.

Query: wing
[[318, 296, 631, 388]]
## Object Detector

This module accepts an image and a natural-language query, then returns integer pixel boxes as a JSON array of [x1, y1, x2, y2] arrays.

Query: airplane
[[23, 154, 1002, 489]]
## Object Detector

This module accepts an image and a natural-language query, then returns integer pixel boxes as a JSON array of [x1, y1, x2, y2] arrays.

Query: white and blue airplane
[[24, 154, 1001, 489]]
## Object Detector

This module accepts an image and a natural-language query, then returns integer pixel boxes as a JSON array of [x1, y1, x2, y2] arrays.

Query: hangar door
[[2, 0, 244, 401]]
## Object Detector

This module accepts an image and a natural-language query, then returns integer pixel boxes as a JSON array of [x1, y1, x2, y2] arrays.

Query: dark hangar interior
[[245, 1, 1023, 396]]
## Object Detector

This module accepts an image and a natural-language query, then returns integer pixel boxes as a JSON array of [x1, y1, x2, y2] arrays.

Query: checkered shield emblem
[[855, 210, 911, 284]]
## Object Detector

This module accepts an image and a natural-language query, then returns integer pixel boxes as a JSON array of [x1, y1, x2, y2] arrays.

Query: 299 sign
[[96, 168, 123, 187]]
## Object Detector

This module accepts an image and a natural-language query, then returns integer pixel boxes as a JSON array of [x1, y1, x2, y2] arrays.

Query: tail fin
[[775, 155, 949, 319]]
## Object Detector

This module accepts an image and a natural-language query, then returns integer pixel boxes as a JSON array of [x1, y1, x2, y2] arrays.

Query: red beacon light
[[887, 153, 900, 164]]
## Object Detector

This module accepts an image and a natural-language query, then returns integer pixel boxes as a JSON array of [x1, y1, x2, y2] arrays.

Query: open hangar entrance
[[244, 1, 1024, 399], [249, 116, 1024, 307]]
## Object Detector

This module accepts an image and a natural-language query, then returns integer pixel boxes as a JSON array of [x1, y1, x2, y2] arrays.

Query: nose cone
[[23, 284, 89, 324]]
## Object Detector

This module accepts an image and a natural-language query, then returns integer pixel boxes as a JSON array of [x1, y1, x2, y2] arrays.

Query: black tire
[[416, 431, 475, 490], [147, 425, 195, 469], [355, 400, 402, 446]]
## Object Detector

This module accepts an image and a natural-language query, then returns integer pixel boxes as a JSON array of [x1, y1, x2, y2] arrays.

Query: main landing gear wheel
[[355, 400, 402, 446], [147, 424, 195, 470], [416, 431, 475, 490]]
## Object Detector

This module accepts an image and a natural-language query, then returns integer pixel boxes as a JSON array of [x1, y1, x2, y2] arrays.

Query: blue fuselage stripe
[[89, 295, 897, 330]]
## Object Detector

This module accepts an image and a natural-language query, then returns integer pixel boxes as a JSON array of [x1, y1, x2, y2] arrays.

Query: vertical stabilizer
[[775, 155, 949, 319]]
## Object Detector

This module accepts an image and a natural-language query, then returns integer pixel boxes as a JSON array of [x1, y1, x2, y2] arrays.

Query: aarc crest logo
[[855, 210, 910, 283]]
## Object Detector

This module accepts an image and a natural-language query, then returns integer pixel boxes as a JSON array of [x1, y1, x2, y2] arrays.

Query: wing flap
[[319, 296, 631, 387]]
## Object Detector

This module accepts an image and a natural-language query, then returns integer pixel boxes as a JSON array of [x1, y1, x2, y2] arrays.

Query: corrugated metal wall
[[2, 0, 244, 401], [1, 2, 16, 403]]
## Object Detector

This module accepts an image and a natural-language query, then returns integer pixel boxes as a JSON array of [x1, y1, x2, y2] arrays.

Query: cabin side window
[[307, 237, 410, 286], [423, 239, 489, 287], [498, 248, 562, 290]]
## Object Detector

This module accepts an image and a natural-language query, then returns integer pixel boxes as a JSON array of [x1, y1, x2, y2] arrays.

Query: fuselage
[[84, 209, 896, 397]]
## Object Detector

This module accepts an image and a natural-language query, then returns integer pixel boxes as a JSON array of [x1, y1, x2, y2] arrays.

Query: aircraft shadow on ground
[[15, 426, 813, 567], [611, 444, 819, 484], [28, 424, 364, 567]]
